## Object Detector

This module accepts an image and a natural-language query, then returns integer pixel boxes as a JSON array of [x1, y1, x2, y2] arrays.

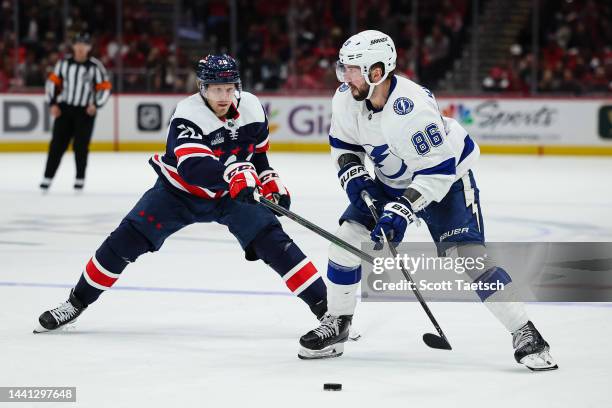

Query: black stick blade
[[423, 333, 452, 350]]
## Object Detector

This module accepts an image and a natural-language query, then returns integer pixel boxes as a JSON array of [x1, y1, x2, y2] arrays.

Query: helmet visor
[[335, 61, 363, 83], [201, 82, 241, 103]]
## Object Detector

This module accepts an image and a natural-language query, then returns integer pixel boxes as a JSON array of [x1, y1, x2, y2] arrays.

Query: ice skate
[[40, 177, 52, 193], [298, 314, 352, 359], [74, 178, 85, 191], [512, 321, 558, 371], [34, 290, 87, 333]]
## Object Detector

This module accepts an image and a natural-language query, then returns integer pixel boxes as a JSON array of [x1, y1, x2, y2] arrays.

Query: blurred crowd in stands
[[0, 0, 609, 95], [0, 0, 187, 92], [483, 0, 611, 94], [235, 0, 469, 92], [0, 0, 470, 93]]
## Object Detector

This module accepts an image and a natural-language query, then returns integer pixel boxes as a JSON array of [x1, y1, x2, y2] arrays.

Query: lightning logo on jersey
[[364, 144, 408, 179]]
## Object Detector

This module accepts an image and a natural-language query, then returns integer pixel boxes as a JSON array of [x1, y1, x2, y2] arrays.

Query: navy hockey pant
[[73, 178, 327, 316], [332, 170, 512, 301]]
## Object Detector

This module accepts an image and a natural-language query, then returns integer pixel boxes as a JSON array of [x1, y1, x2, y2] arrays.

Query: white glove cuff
[[223, 162, 256, 183]]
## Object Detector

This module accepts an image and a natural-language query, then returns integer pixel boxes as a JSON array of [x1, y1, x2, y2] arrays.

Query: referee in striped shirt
[[41, 32, 112, 191]]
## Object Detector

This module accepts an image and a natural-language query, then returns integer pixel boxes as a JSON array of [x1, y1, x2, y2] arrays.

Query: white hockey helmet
[[336, 30, 396, 87]]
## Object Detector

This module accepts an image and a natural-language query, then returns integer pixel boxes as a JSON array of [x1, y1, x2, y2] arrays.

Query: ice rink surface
[[1, 152, 611, 407]]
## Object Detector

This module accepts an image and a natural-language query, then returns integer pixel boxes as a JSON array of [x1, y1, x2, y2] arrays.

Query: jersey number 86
[[411, 123, 443, 155]]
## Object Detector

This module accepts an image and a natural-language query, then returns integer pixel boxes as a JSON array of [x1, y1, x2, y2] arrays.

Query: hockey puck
[[323, 383, 342, 391]]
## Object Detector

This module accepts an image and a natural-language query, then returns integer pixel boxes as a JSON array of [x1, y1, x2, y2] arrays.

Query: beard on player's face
[[350, 81, 369, 101]]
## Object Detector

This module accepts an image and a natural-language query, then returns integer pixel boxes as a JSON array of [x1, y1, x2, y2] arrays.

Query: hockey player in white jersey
[[298, 30, 557, 371]]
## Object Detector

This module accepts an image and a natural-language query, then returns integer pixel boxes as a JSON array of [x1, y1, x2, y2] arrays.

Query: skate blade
[[520, 350, 559, 371], [33, 324, 50, 334], [298, 342, 344, 360], [348, 327, 361, 342], [33, 319, 78, 334]]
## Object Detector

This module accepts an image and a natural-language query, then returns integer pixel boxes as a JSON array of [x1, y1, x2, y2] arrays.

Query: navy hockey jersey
[[150, 91, 270, 199]]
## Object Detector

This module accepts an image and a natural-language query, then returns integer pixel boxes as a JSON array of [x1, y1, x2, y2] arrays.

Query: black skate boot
[[309, 300, 360, 341], [74, 178, 85, 191], [512, 321, 558, 371], [298, 314, 352, 359], [39, 178, 52, 192], [34, 290, 88, 333]]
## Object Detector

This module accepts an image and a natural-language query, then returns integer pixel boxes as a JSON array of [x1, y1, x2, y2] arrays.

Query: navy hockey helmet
[[196, 54, 241, 102], [197, 55, 241, 85]]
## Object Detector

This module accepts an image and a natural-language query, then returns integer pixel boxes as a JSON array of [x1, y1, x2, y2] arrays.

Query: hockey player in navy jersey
[[34, 55, 328, 335], [298, 31, 557, 371]]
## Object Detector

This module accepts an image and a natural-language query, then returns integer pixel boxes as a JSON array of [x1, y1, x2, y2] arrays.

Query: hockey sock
[[74, 221, 151, 305], [474, 267, 529, 333], [252, 226, 327, 316], [326, 260, 361, 316], [74, 240, 128, 305], [324, 221, 369, 316]]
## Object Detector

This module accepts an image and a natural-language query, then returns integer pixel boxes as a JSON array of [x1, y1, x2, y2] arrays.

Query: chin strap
[[364, 73, 388, 100], [366, 84, 376, 99]]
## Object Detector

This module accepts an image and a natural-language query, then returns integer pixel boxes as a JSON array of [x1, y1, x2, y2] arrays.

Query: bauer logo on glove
[[339, 165, 369, 190], [337, 163, 385, 214], [371, 198, 417, 246], [389, 202, 412, 217]]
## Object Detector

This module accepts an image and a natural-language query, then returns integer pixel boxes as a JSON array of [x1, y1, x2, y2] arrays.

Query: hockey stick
[[361, 191, 452, 350], [256, 196, 376, 265]]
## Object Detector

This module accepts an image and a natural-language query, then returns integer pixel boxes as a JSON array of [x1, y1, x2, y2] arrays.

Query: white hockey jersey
[[329, 75, 479, 207]]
